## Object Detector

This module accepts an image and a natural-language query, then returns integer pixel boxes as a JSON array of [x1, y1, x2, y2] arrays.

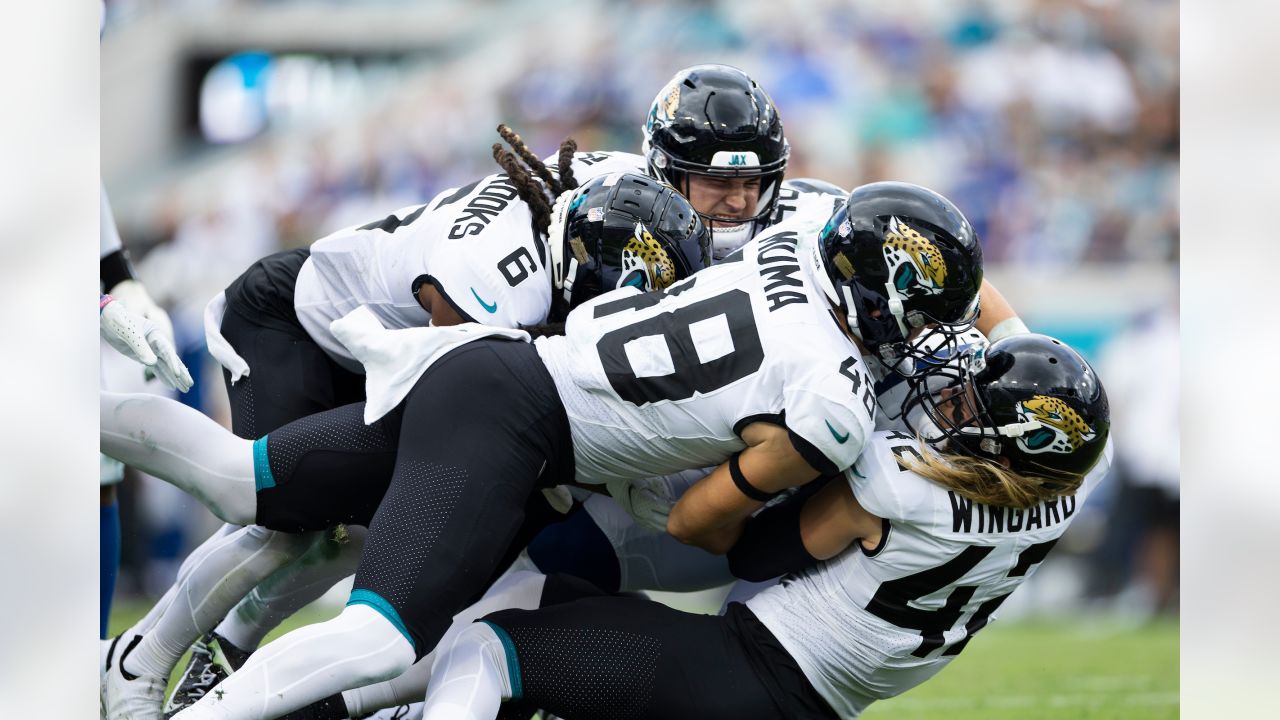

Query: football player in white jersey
[[114, 64, 792, 716], [176, 65, 814, 719], [100, 184, 192, 393], [99, 182, 192, 655], [507, 67, 1028, 611], [300, 64, 1033, 715], [100, 181, 984, 720], [284, 190, 1008, 720], [124, 61, 1015, 717], [639, 64, 1021, 346], [112, 131, 656, 717], [640, 64, 789, 258], [144, 63, 814, 716], [418, 333, 1110, 720], [99, 126, 709, 719]]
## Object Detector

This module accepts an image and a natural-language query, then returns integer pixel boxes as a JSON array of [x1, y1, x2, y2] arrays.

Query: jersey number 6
[[595, 289, 764, 406], [498, 247, 538, 287]]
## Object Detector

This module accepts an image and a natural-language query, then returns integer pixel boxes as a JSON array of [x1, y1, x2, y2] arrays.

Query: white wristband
[[987, 317, 1030, 343]]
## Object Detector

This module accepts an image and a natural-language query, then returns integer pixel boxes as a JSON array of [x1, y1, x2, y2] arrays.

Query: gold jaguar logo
[[660, 82, 681, 121], [1016, 395, 1097, 455], [882, 216, 948, 296], [620, 223, 676, 290]]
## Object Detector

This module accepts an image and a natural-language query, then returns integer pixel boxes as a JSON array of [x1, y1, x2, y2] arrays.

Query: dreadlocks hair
[[491, 124, 579, 238]]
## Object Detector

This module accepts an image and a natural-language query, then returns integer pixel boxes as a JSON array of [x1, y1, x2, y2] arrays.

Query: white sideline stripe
[[872, 691, 1179, 711], [1062, 674, 1164, 691]]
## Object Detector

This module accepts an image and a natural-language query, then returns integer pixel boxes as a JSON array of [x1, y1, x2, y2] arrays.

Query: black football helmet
[[642, 64, 789, 229], [903, 334, 1110, 479], [812, 181, 983, 373], [547, 172, 710, 320]]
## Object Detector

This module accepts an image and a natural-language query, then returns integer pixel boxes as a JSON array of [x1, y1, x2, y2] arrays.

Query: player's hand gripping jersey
[[293, 152, 646, 371], [746, 431, 1113, 715], [535, 213, 878, 486]]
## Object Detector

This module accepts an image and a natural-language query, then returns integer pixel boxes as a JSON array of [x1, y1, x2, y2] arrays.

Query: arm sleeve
[[726, 476, 834, 581]]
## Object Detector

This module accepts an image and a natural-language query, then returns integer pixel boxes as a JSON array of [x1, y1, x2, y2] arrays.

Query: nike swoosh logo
[[471, 287, 498, 314], [826, 420, 850, 444]]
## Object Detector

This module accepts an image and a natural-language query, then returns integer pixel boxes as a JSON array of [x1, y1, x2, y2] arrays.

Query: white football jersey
[[535, 214, 877, 486], [771, 179, 848, 227], [747, 431, 1112, 716], [545, 149, 646, 183], [293, 153, 645, 369]]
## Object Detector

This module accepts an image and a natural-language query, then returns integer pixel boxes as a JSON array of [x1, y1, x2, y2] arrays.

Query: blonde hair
[[901, 442, 1084, 510]]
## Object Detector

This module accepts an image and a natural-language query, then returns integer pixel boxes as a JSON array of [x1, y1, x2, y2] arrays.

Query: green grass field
[[110, 602, 1178, 719], [861, 617, 1178, 719]]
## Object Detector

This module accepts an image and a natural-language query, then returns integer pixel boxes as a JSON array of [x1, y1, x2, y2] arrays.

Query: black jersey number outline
[[356, 174, 493, 233], [576, 152, 612, 166], [864, 538, 1059, 657], [498, 247, 538, 287], [839, 357, 877, 418], [358, 204, 429, 233], [595, 287, 764, 406]]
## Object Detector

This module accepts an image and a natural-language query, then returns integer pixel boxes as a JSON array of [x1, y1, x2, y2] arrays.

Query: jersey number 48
[[593, 283, 765, 405]]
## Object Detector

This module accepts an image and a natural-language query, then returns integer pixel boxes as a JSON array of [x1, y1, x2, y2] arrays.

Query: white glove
[[605, 475, 681, 533], [108, 278, 174, 345], [100, 293, 194, 392], [540, 485, 574, 515]]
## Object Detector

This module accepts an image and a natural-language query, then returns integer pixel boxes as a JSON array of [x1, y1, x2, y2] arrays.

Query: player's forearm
[[666, 461, 753, 552], [726, 480, 829, 580], [975, 278, 1023, 338], [669, 427, 822, 551], [681, 520, 744, 556]]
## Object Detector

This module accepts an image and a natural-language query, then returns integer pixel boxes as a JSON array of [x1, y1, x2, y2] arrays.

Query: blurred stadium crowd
[[102, 0, 1178, 619]]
